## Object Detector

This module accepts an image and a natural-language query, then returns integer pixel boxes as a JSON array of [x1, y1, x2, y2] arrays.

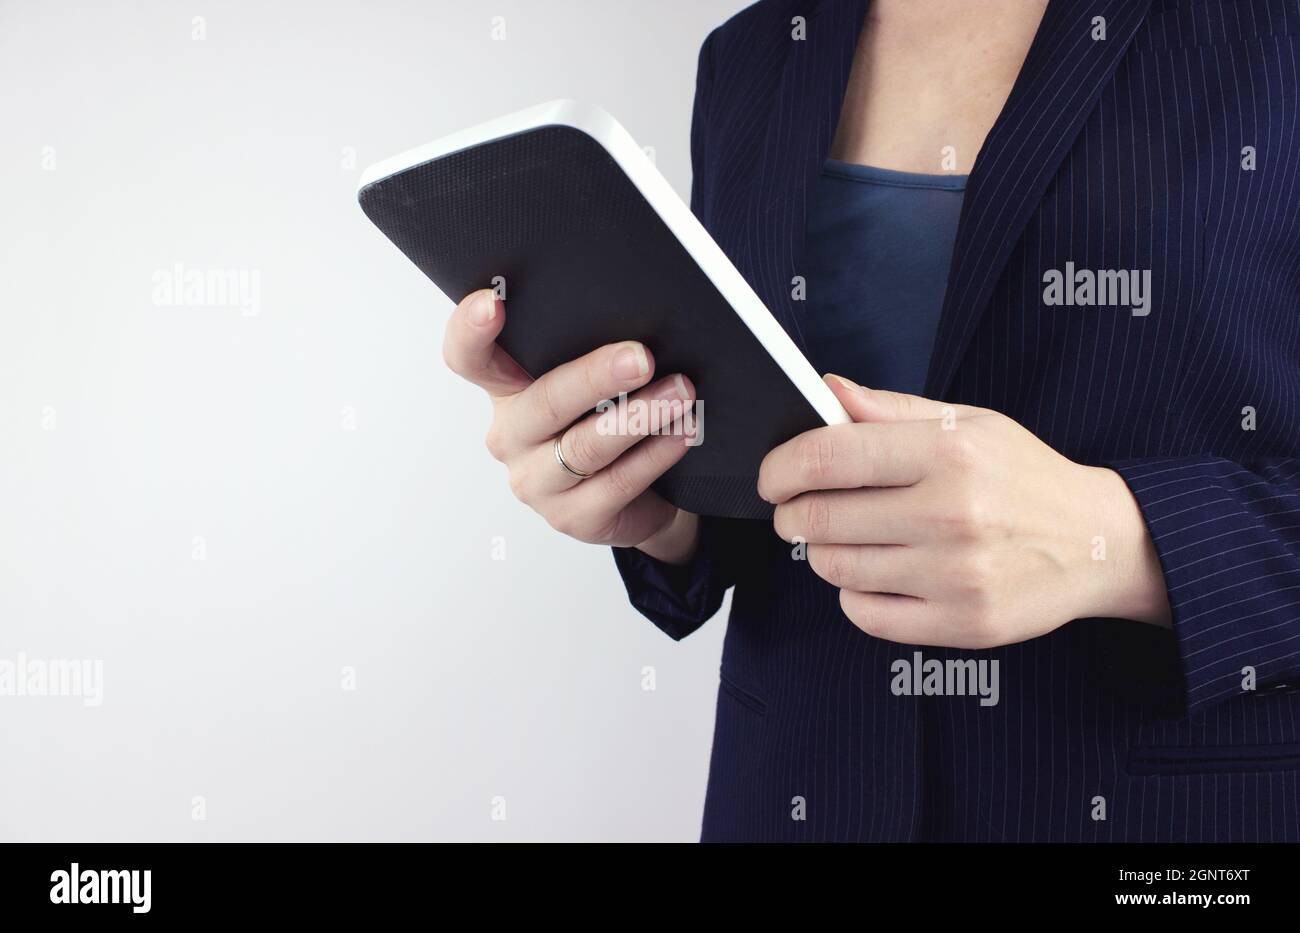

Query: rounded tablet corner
[[531, 101, 640, 164], [355, 100, 632, 197]]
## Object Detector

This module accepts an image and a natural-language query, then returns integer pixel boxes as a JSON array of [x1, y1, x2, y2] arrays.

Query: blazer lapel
[[923, 0, 1153, 398], [742, 0, 867, 354]]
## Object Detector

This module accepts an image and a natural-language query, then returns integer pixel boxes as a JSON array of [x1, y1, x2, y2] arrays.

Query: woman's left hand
[[758, 375, 1171, 648]]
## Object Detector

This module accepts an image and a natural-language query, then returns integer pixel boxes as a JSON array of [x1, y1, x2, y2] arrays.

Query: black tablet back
[[359, 122, 831, 520]]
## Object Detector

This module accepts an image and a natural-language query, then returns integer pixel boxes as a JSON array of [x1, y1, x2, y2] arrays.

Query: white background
[[0, 0, 750, 841]]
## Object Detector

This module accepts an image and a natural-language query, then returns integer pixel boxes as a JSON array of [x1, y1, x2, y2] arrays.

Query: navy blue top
[[799, 159, 967, 395]]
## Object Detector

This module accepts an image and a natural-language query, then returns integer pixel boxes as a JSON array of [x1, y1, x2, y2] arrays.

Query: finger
[[564, 430, 693, 518], [530, 374, 694, 495], [772, 486, 930, 545], [806, 544, 933, 597], [503, 340, 655, 448], [758, 421, 937, 505], [839, 590, 950, 645], [442, 289, 532, 397], [823, 374, 978, 424]]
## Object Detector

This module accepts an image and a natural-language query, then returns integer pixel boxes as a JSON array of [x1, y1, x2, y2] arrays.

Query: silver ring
[[554, 433, 592, 479]]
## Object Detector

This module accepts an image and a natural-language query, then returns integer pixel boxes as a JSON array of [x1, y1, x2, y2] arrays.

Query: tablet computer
[[357, 100, 849, 520]]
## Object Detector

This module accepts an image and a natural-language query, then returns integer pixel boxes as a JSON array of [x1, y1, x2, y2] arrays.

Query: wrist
[[1073, 465, 1172, 626], [636, 508, 700, 566]]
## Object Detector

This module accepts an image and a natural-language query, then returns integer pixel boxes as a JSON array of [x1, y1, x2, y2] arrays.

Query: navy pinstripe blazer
[[613, 0, 1300, 841]]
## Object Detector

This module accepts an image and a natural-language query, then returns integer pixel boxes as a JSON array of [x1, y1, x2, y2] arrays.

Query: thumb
[[823, 373, 960, 423]]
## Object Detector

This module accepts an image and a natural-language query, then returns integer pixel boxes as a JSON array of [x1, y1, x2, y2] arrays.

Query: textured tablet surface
[[360, 125, 825, 519]]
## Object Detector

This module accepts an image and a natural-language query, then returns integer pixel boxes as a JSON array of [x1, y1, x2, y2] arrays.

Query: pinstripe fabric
[[612, 0, 1300, 841]]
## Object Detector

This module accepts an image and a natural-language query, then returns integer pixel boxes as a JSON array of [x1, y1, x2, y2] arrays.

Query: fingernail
[[612, 342, 649, 381], [470, 292, 496, 325], [829, 373, 865, 394], [671, 374, 690, 400]]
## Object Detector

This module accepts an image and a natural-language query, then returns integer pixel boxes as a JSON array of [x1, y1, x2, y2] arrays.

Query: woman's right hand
[[442, 288, 701, 565]]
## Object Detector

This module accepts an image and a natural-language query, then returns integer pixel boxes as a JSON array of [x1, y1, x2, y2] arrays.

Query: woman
[[444, 0, 1300, 841]]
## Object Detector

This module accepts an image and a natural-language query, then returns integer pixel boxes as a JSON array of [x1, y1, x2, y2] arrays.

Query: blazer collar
[[743, 0, 865, 354], [749, 0, 1153, 397], [923, 0, 1154, 397]]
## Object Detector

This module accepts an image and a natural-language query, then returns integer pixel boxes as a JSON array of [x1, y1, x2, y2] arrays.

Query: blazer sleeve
[[1108, 456, 1300, 716], [612, 516, 745, 640], [610, 30, 737, 641]]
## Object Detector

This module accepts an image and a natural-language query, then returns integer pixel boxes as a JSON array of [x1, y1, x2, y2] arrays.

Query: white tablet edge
[[358, 99, 852, 429]]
